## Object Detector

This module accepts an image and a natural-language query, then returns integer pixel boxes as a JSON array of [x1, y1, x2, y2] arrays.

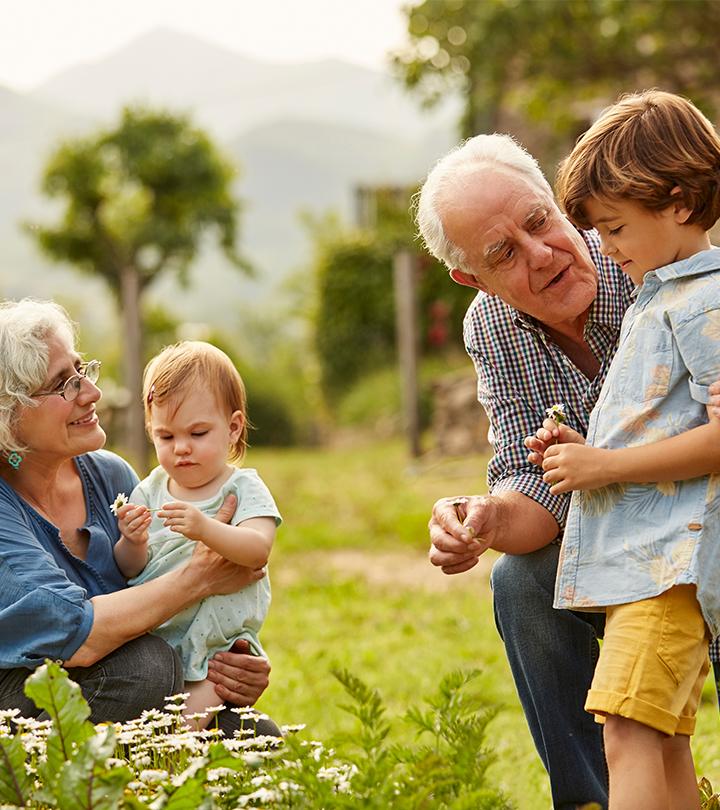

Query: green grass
[[245, 440, 720, 810]]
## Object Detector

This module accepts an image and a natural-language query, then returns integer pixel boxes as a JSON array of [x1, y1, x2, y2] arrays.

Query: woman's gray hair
[[415, 133, 554, 272], [0, 299, 77, 457]]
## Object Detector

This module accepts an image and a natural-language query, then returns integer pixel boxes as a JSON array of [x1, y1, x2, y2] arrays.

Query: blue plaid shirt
[[464, 229, 633, 530]]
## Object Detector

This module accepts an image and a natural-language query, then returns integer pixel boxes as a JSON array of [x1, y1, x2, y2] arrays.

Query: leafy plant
[[0, 661, 512, 809]]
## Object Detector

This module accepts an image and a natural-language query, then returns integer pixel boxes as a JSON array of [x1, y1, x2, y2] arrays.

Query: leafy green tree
[[393, 0, 720, 149], [29, 106, 247, 467]]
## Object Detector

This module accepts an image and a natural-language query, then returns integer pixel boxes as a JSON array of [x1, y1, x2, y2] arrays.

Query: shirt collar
[[653, 247, 720, 283]]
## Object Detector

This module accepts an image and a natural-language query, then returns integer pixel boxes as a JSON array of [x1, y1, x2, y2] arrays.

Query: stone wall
[[431, 372, 491, 456]]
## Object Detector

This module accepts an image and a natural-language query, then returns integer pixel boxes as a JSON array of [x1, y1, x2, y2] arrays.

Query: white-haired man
[[417, 133, 636, 810]]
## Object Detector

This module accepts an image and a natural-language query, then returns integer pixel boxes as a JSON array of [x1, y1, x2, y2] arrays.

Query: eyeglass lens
[[63, 360, 101, 401]]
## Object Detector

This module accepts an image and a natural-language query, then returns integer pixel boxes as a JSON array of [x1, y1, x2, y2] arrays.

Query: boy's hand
[[541, 444, 611, 494], [525, 418, 586, 466], [159, 501, 209, 541], [117, 503, 151, 544]]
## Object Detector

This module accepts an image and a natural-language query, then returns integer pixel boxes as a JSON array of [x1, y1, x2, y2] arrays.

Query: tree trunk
[[119, 265, 148, 473]]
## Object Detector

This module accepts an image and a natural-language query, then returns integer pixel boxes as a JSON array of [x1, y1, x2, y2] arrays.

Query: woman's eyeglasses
[[31, 360, 101, 402]]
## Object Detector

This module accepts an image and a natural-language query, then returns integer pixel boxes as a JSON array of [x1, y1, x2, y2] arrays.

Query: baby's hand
[[525, 418, 586, 466], [117, 503, 151, 545], [158, 501, 208, 542]]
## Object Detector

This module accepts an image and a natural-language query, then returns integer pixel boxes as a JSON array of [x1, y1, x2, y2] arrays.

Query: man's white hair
[[415, 133, 553, 272], [0, 298, 76, 457]]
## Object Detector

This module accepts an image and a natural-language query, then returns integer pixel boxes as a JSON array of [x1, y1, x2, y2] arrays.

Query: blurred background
[[3, 0, 720, 467]]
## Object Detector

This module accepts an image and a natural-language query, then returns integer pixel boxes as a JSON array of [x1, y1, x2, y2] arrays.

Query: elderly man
[[416, 133, 638, 810]]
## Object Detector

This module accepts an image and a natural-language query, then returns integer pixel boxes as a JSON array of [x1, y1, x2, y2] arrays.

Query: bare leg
[[183, 679, 224, 730], [604, 715, 667, 810], [663, 734, 700, 810]]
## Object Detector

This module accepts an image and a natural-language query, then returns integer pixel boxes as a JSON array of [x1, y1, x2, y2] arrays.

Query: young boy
[[526, 90, 720, 809]]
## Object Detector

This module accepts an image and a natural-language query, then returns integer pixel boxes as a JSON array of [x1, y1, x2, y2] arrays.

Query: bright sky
[[0, 0, 412, 92]]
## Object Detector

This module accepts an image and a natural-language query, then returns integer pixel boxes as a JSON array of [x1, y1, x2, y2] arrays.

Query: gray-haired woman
[[0, 299, 277, 736]]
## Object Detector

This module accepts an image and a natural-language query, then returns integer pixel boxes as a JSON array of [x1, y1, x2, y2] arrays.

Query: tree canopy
[[393, 0, 720, 147], [30, 106, 247, 467]]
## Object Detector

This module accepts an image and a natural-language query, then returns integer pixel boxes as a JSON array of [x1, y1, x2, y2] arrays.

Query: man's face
[[440, 168, 598, 327]]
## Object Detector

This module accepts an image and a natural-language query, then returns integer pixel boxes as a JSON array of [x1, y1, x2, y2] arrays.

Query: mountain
[[1, 28, 460, 333], [30, 27, 460, 139]]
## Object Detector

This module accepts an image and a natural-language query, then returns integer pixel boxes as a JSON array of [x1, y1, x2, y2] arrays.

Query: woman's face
[[13, 330, 106, 464]]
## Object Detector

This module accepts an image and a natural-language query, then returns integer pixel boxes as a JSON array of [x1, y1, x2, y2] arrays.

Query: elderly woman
[[0, 299, 277, 735]]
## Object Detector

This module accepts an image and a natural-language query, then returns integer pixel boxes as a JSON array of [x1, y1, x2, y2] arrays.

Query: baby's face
[[150, 388, 242, 492]]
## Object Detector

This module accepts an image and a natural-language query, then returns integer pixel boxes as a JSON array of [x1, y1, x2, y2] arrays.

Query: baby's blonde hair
[[143, 341, 248, 462], [557, 89, 720, 231]]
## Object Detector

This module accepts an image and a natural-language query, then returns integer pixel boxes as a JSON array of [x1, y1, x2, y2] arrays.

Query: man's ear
[[670, 185, 693, 224], [449, 268, 490, 293]]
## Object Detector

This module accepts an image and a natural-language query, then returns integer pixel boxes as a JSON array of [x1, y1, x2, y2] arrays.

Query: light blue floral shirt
[[554, 248, 720, 637]]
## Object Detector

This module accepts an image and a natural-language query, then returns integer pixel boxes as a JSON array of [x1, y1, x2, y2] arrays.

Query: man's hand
[[525, 418, 586, 467], [207, 639, 270, 706], [116, 503, 151, 545], [541, 443, 612, 494], [428, 495, 496, 575], [708, 381, 720, 421]]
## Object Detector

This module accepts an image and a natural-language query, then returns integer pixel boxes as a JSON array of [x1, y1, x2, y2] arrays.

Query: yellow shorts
[[586, 585, 710, 736]]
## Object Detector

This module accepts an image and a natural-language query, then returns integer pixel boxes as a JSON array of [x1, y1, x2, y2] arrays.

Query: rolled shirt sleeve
[[475, 354, 571, 530], [0, 493, 94, 668]]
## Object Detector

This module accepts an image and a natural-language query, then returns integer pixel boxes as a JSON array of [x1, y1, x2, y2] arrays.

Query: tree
[[393, 0, 720, 153], [29, 106, 247, 468]]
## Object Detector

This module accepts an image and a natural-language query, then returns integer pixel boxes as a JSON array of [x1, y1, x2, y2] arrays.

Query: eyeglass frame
[[30, 359, 102, 402]]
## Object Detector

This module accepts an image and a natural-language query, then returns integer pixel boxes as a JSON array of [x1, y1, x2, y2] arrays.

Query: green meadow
[[249, 440, 720, 809]]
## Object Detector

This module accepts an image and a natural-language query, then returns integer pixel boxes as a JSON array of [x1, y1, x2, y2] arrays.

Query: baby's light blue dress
[[128, 466, 281, 681]]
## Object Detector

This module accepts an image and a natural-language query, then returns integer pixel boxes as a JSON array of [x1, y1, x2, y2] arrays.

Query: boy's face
[[584, 196, 705, 285], [149, 387, 243, 494]]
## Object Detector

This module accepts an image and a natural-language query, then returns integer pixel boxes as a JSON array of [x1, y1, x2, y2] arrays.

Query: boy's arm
[[542, 419, 720, 493], [158, 502, 275, 568]]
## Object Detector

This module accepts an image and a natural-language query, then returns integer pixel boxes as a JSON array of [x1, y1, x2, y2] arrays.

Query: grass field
[[245, 439, 720, 809]]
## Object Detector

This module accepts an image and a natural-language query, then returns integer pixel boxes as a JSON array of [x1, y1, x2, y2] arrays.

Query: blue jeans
[[0, 635, 280, 738], [491, 544, 608, 810]]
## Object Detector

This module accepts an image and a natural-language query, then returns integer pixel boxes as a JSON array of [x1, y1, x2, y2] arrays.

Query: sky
[[0, 0, 412, 92]]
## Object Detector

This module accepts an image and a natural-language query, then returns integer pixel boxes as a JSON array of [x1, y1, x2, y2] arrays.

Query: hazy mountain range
[[0, 28, 460, 334]]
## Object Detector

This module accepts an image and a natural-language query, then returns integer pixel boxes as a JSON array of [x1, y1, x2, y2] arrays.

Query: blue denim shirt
[[0, 450, 138, 668], [555, 248, 720, 636]]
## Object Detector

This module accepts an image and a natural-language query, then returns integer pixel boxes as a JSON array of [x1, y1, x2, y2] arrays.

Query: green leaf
[[53, 725, 132, 810], [24, 661, 95, 788], [0, 734, 33, 806]]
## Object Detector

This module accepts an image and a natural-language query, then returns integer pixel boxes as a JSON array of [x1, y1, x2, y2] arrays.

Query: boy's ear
[[669, 185, 693, 224], [449, 268, 491, 294]]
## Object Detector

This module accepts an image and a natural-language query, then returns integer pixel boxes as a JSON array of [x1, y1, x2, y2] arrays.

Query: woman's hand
[[207, 639, 270, 706]]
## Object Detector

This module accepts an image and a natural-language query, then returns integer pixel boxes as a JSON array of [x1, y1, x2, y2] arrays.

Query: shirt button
[[688, 523, 702, 531]]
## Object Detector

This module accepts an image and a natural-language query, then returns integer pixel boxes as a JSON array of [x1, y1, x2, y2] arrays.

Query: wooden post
[[393, 249, 422, 458]]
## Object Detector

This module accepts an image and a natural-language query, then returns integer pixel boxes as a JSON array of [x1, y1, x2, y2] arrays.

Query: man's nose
[[525, 236, 553, 269]]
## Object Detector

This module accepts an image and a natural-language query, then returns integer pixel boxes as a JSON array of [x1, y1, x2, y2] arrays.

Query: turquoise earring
[[7, 452, 22, 469]]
